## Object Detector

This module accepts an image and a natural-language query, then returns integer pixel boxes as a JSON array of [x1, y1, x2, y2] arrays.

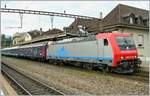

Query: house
[[13, 30, 41, 45], [13, 32, 27, 45], [12, 29, 64, 45]]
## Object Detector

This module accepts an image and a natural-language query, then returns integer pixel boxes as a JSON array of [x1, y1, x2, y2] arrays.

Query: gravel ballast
[[1, 56, 149, 95]]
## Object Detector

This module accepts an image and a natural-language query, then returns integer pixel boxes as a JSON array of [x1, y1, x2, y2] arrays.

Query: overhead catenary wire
[[0, 8, 98, 19], [1, 8, 98, 31]]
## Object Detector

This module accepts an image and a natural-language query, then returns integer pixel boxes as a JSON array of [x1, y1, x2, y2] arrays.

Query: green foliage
[[1, 34, 12, 48]]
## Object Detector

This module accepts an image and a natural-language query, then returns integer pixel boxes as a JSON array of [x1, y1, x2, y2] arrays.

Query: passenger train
[[1, 33, 142, 73]]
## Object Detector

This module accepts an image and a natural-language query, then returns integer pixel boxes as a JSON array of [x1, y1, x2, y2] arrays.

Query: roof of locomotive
[[96, 33, 132, 39], [49, 35, 96, 45], [48, 33, 132, 45]]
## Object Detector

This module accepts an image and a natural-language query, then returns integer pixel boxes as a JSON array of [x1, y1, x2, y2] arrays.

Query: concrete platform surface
[[0, 74, 18, 96]]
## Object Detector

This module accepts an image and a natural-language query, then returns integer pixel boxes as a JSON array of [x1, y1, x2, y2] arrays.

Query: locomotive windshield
[[116, 36, 136, 50]]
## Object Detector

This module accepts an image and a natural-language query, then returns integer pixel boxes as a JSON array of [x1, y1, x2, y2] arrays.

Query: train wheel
[[108, 67, 113, 73], [101, 65, 111, 73], [59, 62, 64, 66], [82, 63, 86, 69], [57, 60, 64, 66], [85, 63, 93, 70]]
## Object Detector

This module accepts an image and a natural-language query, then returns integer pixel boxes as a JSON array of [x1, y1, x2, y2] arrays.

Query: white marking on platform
[[0, 89, 5, 96]]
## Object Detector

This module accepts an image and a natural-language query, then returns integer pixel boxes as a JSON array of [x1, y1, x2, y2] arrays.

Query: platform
[[0, 74, 18, 96]]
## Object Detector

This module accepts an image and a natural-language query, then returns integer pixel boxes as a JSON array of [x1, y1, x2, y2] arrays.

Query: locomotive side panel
[[47, 38, 113, 66], [47, 40, 99, 63]]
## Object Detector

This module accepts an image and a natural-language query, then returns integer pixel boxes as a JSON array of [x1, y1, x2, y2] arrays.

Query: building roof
[[43, 28, 64, 36], [27, 28, 64, 39], [66, 4, 149, 35], [27, 30, 41, 39], [103, 4, 149, 28], [13, 32, 26, 38], [66, 18, 101, 35], [13, 4, 149, 45]]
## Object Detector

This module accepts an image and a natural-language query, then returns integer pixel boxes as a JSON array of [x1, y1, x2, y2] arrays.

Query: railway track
[[110, 72, 149, 83], [1, 63, 65, 95]]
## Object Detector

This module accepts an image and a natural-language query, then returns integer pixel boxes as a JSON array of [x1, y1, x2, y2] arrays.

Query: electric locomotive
[[46, 33, 141, 73], [1, 33, 141, 73]]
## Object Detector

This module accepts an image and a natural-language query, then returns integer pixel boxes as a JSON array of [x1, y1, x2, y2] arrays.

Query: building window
[[123, 17, 129, 24], [129, 17, 134, 24], [135, 17, 138, 24], [138, 35, 144, 47], [129, 13, 135, 24], [143, 19, 148, 26], [123, 13, 135, 24], [138, 16, 143, 25]]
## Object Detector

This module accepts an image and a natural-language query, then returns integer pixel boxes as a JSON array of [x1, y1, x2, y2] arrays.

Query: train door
[[103, 38, 109, 58], [103, 38, 113, 66], [97, 39, 104, 62], [45, 43, 48, 58], [97, 38, 113, 65]]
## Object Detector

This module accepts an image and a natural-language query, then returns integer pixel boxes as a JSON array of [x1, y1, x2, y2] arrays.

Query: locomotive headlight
[[121, 56, 124, 59], [135, 56, 137, 58]]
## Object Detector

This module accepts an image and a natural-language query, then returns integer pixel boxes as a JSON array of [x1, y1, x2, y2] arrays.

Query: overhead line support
[[0, 8, 99, 20]]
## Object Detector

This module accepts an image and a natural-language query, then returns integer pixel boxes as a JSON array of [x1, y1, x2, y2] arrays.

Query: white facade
[[13, 32, 32, 45]]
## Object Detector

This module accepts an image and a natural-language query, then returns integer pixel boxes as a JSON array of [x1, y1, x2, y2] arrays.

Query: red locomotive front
[[112, 33, 141, 73], [96, 33, 141, 73]]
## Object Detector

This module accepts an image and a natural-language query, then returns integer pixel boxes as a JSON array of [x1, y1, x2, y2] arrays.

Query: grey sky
[[1, 1, 149, 36]]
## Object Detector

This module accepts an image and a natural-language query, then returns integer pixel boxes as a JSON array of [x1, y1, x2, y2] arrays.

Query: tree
[[1, 34, 6, 47], [1, 34, 12, 48]]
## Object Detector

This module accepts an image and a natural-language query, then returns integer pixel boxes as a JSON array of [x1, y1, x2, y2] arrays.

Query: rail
[[1, 63, 65, 95]]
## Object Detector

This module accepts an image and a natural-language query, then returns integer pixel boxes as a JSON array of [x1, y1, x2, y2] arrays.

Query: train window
[[104, 39, 109, 46]]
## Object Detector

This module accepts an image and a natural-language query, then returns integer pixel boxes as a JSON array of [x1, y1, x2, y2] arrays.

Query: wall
[[12, 33, 27, 45], [25, 33, 32, 42]]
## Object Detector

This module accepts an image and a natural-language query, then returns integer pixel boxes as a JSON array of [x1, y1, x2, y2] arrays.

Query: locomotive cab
[[114, 35, 141, 73], [96, 33, 141, 73]]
